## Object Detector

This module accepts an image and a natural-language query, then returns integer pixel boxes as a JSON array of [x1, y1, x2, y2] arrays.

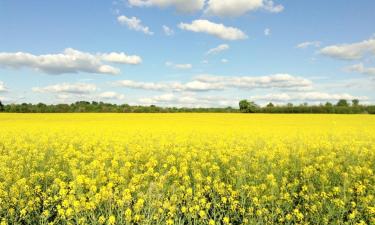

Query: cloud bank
[[32, 83, 97, 94], [320, 38, 375, 60], [114, 74, 313, 92], [127, 0, 283, 16], [0, 48, 142, 75]]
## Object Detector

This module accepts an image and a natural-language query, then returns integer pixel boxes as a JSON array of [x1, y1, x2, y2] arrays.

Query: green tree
[[352, 99, 359, 107], [239, 100, 258, 113], [239, 100, 250, 112], [266, 102, 274, 107], [336, 99, 349, 107], [325, 102, 333, 107], [0, 100, 3, 112]]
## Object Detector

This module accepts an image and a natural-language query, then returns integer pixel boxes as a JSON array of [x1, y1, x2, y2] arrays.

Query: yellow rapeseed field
[[0, 114, 374, 225]]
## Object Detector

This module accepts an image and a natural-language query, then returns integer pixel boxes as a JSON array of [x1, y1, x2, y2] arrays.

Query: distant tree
[[0, 100, 3, 112], [325, 102, 333, 107], [266, 102, 274, 107], [239, 100, 250, 112], [239, 100, 258, 113], [352, 99, 359, 107], [287, 103, 293, 107], [336, 99, 349, 107]]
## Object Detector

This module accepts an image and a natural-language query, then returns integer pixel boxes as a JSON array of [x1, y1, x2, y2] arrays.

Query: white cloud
[[264, 28, 271, 36], [179, 20, 248, 40], [162, 25, 174, 36], [195, 74, 313, 90], [345, 63, 375, 76], [205, 0, 283, 17], [115, 74, 313, 92], [251, 92, 368, 102], [165, 61, 193, 70], [320, 38, 375, 60], [139, 93, 175, 104], [128, 0, 205, 13], [221, 58, 228, 63], [98, 91, 125, 100], [296, 41, 321, 49], [206, 44, 230, 55], [117, 15, 153, 35], [32, 83, 97, 94], [0, 48, 142, 75], [115, 79, 223, 92], [138, 93, 236, 107], [100, 52, 142, 64], [0, 81, 7, 92]]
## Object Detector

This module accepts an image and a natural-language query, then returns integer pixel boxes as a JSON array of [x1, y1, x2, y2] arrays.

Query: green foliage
[[336, 99, 349, 107], [239, 99, 259, 113], [0, 101, 239, 113], [352, 99, 359, 106], [0, 99, 374, 114]]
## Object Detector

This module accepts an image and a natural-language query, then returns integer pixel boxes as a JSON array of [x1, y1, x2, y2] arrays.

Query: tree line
[[0, 99, 374, 114], [0, 101, 237, 113], [239, 99, 375, 114]]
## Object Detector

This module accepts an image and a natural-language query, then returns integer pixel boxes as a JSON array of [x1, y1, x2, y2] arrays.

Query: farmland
[[0, 114, 374, 224]]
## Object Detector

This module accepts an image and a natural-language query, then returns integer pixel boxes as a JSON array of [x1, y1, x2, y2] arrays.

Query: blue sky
[[0, 0, 374, 107]]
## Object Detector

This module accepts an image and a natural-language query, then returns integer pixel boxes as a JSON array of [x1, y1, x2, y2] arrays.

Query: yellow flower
[[223, 217, 230, 224], [98, 216, 106, 224], [107, 215, 116, 225], [199, 210, 206, 219], [125, 208, 132, 221]]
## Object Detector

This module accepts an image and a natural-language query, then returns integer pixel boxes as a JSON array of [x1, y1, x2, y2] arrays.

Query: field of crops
[[0, 114, 374, 225]]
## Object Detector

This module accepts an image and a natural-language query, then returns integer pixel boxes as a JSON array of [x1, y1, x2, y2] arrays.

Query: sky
[[0, 0, 375, 107]]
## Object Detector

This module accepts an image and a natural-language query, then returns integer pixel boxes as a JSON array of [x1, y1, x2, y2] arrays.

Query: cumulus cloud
[[165, 61, 193, 70], [205, 0, 283, 17], [138, 92, 368, 107], [320, 38, 375, 60], [117, 15, 153, 35], [296, 41, 321, 49], [345, 63, 375, 76], [0, 81, 7, 92], [115, 74, 313, 92], [179, 20, 247, 40], [194, 74, 313, 90], [138, 93, 236, 107], [163, 25, 174, 36], [128, 0, 205, 13], [98, 91, 125, 100], [115, 79, 223, 92], [100, 52, 142, 64], [0, 48, 142, 75], [206, 44, 230, 55], [32, 83, 97, 94], [251, 92, 368, 102]]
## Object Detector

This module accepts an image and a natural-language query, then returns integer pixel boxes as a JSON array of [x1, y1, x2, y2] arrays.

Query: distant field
[[0, 114, 374, 224]]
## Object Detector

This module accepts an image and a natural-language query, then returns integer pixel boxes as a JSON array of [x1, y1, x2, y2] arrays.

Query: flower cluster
[[0, 114, 374, 224]]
